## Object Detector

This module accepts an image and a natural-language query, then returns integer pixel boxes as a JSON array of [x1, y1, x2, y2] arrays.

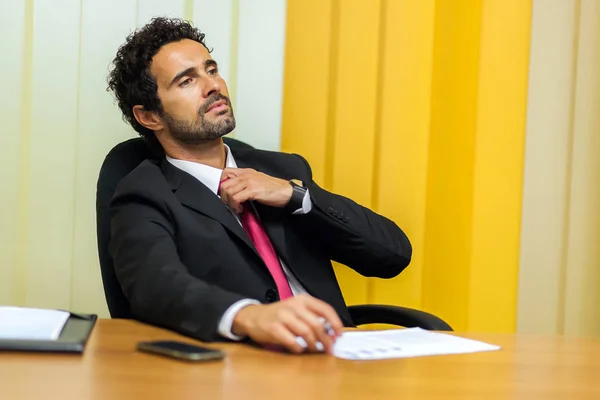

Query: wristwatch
[[286, 179, 307, 212]]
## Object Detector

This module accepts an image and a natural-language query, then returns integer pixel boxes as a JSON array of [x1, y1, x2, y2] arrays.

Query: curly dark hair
[[107, 17, 210, 138]]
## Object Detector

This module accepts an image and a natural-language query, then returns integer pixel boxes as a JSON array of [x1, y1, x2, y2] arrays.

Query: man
[[107, 17, 411, 354]]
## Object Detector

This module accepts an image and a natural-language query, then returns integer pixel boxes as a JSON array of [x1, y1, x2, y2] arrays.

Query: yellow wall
[[282, 0, 532, 332]]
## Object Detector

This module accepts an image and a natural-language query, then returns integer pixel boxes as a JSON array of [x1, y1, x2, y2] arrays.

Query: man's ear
[[132, 105, 164, 132]]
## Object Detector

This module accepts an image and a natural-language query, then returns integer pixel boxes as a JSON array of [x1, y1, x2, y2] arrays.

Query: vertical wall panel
[[0, 0, 27, 305], [519, 0, 600, 337], [281, 0, 335, 185], [468, 0, 532, 332], [193, 0, 236, 94], [563, 0, 600, 336], [369, 0, 436, 309], [517, 0, 578, 334], [282, 0, 381, 306], [421, 0, 483, 331], [234, 0, 287, 151], [331, 0, 381, 206], [328, 0, 382, 305], [137, 0, 185, 26], [23, 0, 81, 309], [70, 0, 138, 315], [282, 0, 372, 304]]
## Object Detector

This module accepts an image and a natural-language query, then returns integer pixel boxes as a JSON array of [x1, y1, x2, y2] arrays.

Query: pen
[[295, 318, 337, 351], [319, 317, 336, 336]]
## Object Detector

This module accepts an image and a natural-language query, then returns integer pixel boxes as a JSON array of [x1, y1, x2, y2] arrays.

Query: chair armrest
[[348, 304, 453, 331]]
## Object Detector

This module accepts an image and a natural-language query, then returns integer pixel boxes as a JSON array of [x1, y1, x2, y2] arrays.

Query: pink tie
[[219, 180, 294, 301]]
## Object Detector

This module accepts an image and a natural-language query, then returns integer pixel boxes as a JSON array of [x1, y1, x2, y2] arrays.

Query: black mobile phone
[[136, 340, 225, 362]]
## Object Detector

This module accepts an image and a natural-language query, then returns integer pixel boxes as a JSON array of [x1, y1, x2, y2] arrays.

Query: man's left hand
[[219, 168, 293, 213]]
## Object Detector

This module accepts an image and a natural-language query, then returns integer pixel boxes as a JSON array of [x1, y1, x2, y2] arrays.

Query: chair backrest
[[96, 136, 254, 318]]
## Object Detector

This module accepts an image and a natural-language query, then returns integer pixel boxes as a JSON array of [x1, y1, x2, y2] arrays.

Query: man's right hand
[[232, 294, 344, 354]]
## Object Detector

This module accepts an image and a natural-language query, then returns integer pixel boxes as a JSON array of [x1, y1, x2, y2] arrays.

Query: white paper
[[332, 327, 501, 360], [0, 306, 70, 340]]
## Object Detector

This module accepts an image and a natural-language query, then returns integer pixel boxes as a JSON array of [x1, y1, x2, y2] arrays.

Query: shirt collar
[[165, 144, 238, 195]]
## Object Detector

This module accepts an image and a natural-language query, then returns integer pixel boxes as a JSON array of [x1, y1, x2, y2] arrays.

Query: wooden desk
[[2, 319, 600, 399]]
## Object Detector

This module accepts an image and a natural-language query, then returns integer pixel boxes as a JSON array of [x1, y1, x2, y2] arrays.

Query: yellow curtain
[[281, 0, 532, 333]]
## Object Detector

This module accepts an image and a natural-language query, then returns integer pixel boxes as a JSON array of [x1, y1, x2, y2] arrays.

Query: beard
[[161, 93, 236, 145]]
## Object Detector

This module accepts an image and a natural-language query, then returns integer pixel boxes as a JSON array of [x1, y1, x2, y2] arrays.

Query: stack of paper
[[0, 306, 70, 340], [333, 327, 501, 360]]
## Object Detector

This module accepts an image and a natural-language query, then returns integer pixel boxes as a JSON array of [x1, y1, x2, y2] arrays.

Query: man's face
[[150, 39, 235, 144]]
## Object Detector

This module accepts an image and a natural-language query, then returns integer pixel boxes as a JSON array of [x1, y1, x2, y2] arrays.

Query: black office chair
[[96, 137, 452, 331]]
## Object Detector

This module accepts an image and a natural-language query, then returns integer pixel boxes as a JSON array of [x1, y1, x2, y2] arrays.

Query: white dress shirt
[[166, 145, 311, 340]]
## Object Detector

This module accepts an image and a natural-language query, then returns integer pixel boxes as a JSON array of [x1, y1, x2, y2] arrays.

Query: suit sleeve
[[109, 177, 247, 342], [292, 154, 412, 279]]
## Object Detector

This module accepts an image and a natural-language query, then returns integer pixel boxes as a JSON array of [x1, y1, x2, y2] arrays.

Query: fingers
[[220, 168, 291, 208], [218, 169, 242, 206], [220, 178, 245, 195], [270, 324, 305, 353], [222, 168, 251, 181], [280, 296, 341, 354], [219, 176, 256, 213], [301, 296, 344, 337], [281, 312, 321, 353], [226, 189, 253, 213], [231, 189, 253, 207], [223, 167, 244, 177], [243, 297, 343, 355], [219, 178, 247, 213], [296, 310, 336, 354]]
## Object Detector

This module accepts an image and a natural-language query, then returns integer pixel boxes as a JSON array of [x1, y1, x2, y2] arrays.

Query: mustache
[[199, 93, 232, 115]]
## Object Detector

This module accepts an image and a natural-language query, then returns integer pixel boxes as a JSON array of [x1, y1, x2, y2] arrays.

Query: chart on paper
[[332, 327, 501, 360]]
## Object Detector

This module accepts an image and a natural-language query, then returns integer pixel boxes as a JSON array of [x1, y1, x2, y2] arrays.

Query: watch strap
[[286, 180, 307, 212]]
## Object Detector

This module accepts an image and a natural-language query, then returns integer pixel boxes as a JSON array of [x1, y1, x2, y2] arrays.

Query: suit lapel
[[160, 159, 259, 257]]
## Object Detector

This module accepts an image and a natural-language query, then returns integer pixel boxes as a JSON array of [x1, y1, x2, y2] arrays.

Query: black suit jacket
[[109, 147, 412, 341]]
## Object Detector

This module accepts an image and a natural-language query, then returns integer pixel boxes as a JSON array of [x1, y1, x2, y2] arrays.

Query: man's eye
[[179, 78, 193, 87], [208, 68, 218, 76]]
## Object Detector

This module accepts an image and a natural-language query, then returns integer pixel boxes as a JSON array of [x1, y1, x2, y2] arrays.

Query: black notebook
[[0, 311, 97, 353]]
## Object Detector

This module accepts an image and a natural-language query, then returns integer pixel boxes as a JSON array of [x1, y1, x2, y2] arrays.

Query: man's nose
[[203, 76, 221, 98]]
